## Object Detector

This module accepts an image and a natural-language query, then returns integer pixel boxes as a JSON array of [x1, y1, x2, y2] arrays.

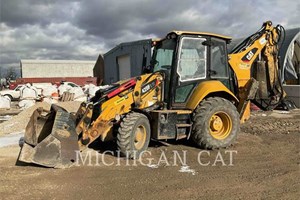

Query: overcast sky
[[0, 0, 299, 75]]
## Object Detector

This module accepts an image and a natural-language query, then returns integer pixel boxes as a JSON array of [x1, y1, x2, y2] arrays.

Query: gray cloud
[[73, 0, 299, 40], [0, 0, 79, 26], [0, 0, 299, 77]]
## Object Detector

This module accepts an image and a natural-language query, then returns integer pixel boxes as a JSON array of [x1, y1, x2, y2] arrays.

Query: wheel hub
[[211, 115, 223, 131], [209, 112, 232, 140], [134, 125, 146, 150]]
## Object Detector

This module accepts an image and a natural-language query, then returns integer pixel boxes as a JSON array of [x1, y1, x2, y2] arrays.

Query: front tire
[[117, 112, 151, 158], [191, 97, 240, 149]]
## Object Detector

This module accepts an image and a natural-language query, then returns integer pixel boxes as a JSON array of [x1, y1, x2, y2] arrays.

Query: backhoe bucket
[[18, 104, 79, 168]]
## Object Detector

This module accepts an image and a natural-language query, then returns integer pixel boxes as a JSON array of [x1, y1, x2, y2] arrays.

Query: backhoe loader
[[18, 21, 285, 168]]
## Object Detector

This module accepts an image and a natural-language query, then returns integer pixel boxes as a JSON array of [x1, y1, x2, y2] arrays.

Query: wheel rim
[[134, 125, 147, 150], [209, 111, 232, 140]]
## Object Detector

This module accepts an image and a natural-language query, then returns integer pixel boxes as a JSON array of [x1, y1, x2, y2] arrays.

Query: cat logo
[[246, 50, 254, 60], [242, 48, 258, 63]]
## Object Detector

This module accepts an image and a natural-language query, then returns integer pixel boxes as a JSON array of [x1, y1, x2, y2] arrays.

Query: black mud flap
[[18, 104, 79, 168]]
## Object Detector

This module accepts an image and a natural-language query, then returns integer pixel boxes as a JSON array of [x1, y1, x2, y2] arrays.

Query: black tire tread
[[192, 97, 240, 149], [117, 112, 149, 158]]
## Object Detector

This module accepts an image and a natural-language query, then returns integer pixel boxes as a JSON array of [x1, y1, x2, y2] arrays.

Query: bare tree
[[5, 67, 17, 80]]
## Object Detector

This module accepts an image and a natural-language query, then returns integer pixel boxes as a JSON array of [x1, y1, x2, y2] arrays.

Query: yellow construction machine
[[18, 21, 285, 168]]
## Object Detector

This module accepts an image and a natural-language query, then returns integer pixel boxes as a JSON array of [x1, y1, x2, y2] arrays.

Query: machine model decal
[[141, 79, 157, 95]]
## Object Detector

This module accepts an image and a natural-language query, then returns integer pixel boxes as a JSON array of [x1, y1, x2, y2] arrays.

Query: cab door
[[170, 36, 208, 108]]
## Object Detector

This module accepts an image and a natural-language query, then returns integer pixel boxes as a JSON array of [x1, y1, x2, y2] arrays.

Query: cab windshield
[[152, 39, 176, 72]]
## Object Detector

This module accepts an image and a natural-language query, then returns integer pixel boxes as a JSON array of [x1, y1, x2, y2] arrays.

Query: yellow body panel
[[240, 102, 251, 123], [228, 35, 267, 88], [186, 80, 238, 110], [133, 73, 163, 109]]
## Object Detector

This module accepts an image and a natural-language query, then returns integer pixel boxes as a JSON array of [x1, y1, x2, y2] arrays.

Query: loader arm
[[76, 73, 163, 150]]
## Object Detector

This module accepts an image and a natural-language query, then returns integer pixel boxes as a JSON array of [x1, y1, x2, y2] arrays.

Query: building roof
[[21, 59, 95, 64], [104, 39, 153, 57]]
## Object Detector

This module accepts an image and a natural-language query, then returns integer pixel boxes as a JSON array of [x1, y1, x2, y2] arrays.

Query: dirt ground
[[0, 109, 299, 200]]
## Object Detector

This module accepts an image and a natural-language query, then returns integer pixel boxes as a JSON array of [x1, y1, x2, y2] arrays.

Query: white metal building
[[20, 60, 96, 78]]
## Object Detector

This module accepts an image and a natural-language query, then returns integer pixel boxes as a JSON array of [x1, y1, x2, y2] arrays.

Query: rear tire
[[191, 97, 239, 149], [117, 112, 151, 159]]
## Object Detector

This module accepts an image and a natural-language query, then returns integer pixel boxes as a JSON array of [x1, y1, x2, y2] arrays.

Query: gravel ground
[[241, 109, 300, 135]]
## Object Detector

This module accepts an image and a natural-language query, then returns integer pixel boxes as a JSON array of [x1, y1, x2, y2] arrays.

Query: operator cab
[[150, 31, 233, 109]]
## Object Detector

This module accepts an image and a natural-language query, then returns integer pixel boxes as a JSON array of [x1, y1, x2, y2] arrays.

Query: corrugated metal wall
[[103, 39, 152, 84]]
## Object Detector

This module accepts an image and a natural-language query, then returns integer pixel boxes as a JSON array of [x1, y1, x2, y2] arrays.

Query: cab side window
[[210, 38, 228, 78]]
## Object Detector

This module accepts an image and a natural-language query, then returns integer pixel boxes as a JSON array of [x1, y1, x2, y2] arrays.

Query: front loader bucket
[[18, 104, 79, 168]]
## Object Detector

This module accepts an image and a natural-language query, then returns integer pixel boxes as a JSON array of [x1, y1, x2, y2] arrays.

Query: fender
[[186, 80, 238, 110]]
